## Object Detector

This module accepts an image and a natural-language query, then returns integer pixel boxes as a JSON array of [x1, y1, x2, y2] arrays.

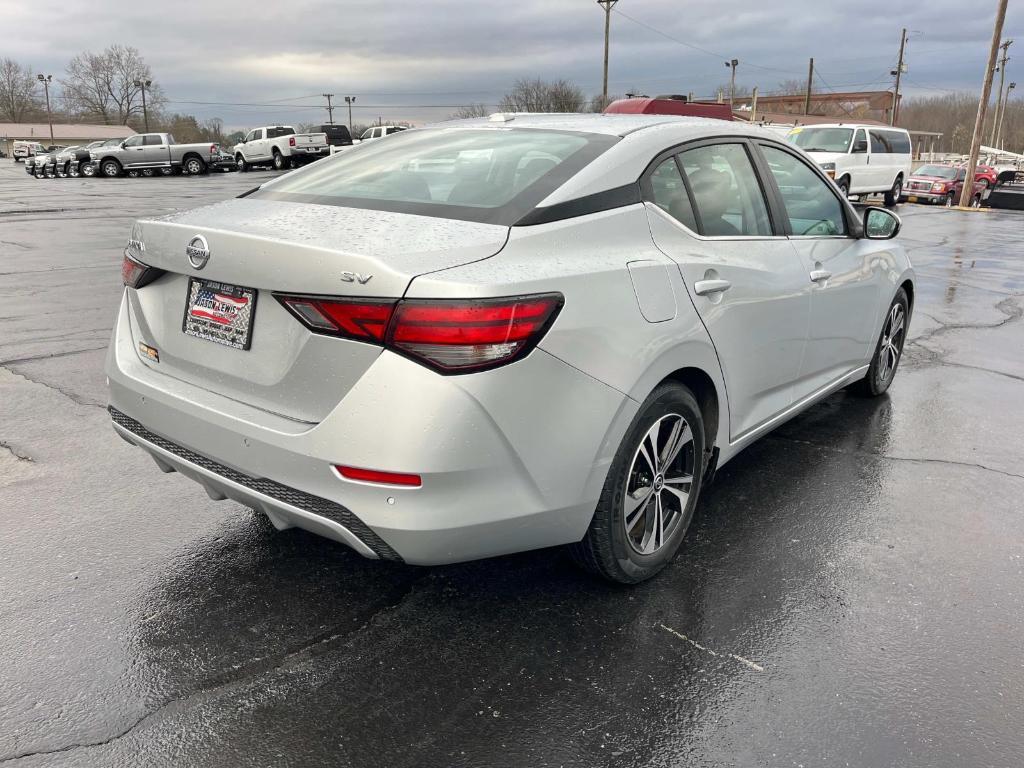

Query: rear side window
[[761, 145, 846, 236], [647, 157, 697, 231], [869, 131, 891, 154], [252, 128, 618, 225], [143, 135, 163, 146], [884, 130, 911, 154], [678, 144, 772, 237]]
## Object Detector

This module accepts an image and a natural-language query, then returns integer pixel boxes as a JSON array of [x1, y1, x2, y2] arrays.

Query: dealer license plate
[[182, 278, 257, 350], [907, 196, 918, 203]]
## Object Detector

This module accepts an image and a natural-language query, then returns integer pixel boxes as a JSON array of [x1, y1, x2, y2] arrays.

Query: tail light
[[274, 293, 563, 373], [121, 251, 164, 289], [289, 136, 296, 147], [210, 144, 217, 155]]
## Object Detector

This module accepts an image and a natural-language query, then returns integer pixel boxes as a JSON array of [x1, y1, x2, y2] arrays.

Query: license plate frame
[[907, 195, 918, 203], [182, 277, 258, 350]]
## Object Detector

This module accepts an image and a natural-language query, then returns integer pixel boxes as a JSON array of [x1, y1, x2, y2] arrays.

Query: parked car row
[[23, 134, 238, 179]]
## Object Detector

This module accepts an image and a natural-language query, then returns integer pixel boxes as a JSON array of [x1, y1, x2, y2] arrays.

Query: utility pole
[[725, 59, 739, 109], [597, 0, 618, 108], [36, 74, 54, 144], [990, 40, 1012, 145], [804, 58, 814, 115], [891, 28, 907, 125], [133, 79, 152, 132], [751, 86, 759, 122], [960, 0, 1008, 208], [344, 96, 355, 129], [997, 81, 1016, 149], [323, 93, 335, 125]]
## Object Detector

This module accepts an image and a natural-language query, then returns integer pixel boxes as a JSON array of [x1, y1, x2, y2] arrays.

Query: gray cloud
[[3, 0, 1020, 128]]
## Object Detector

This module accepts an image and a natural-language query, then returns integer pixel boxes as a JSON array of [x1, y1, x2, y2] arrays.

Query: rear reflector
[[273, 292, 563, 374], [335, 465, 422, 487], [121, 251, 164, 289]]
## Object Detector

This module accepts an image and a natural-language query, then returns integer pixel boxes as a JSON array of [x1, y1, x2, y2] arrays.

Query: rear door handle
[[693, 279, 732, 296], [810, 269, 832, 283]]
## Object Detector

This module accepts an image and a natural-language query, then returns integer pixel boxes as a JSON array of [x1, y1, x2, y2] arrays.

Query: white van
[[787, 124, 912, 206], [12, 141, 45, 162]]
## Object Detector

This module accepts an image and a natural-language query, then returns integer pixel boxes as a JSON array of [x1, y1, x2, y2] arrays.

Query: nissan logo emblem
[[186, 235, 210, 270]]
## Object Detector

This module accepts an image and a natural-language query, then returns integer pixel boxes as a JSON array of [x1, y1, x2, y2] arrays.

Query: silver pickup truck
[[90, 133, 235, 177]]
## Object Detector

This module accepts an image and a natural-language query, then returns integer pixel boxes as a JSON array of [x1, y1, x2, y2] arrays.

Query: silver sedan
[[107, 114, 913, 583]]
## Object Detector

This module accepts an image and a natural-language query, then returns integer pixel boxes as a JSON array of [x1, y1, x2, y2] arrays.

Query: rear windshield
[[251, 128, 618, 225], [787, 127, 853, 153], [268, 127, 295, 138], [915, 165, 957, 179]]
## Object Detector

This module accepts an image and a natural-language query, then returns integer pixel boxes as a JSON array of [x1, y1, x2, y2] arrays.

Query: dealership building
[[0, 122, 136, 156]]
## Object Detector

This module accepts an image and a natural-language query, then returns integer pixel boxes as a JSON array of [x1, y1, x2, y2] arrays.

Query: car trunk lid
[[127, 197, 508, 422]]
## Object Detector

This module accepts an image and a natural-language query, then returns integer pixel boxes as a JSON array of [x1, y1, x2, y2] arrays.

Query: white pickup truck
[[233, 126, 329, 171]]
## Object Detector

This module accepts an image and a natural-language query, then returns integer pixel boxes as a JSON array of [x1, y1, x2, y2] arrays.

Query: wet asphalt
[[1, 160, 1022, 768]]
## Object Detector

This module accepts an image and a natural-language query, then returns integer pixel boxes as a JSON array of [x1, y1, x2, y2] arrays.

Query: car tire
[[883, 176, 902, 208], [837, 176, 850, 198], [81, 162, 96, 177], [568, 382, 706, 584], [100, 159, 122, 178], [236, 154, 249, 172], [851, 288, 909, 397], [183, 156, 206, 175], [160, 167, 173, 176], [141, 168, 155, 177], [944, 193, 956, 208], [69, 162, 79, 178], [272, 151, 287, 171], [972, 193, 982, 208]]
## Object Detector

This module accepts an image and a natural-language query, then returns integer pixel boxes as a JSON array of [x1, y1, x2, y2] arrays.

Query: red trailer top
[[604, 97, 734, 121]]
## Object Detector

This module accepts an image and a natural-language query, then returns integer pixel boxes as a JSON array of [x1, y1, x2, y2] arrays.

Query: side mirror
[[852, 139, 868, 154], [864, 207, 900, 240]]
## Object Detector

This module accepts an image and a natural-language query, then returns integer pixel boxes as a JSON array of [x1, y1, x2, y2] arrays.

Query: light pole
[[345, 96, 355, 130], [597, 0, 618, 109], [997, 81, 1016, 149], [725, 59, 739, 109], [133, 79, 151, 132], [37, 74, 54, 145]]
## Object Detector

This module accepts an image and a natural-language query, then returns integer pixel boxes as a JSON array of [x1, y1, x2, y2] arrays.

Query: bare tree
[[62, 45, 165, 125], [450, 103, 491, 119], [588, 93, 622, 113], [499, 78, 586, 113], [201, 116, 225, 143], [0, 58, 43, 122]]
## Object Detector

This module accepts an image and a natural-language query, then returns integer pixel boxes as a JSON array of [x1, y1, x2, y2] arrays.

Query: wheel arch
[[181, 151, 204, 164], [660, 367, 720, 454]]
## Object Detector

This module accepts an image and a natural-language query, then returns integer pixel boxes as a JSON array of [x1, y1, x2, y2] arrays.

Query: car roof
[[796, 123, 909, 133], [436, 112, 738, 137]]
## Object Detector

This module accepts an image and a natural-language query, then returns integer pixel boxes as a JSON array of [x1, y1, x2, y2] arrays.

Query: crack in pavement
[[767, 435, 1024, 482], [0, 364, 105, 410], [0, 441, 33, 462], [909, 297, 1023, 346], [0, 345, 109, 367], [0, 573, 431, 764]]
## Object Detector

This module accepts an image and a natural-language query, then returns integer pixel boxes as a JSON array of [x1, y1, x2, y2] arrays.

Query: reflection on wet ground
[[1, 165, 1023, 767]]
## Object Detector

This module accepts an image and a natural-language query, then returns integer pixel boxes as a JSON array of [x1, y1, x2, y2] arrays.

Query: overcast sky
[[1, 0, 1020, 129]]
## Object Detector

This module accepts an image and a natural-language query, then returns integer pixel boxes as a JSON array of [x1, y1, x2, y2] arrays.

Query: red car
[[901, 164, 987, 207], [973, 164, 998, 188]]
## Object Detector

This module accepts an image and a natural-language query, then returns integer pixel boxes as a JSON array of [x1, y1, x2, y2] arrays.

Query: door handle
[[810, 269, 832, 283], [694, 278, 732, 296]]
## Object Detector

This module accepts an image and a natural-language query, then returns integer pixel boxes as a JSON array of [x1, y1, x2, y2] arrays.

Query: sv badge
[[340, 271, 373, 285]]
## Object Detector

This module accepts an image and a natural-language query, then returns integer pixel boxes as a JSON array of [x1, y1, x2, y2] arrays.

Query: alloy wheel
[[877, 303, 906, 384], [623, 413, 695, 555]]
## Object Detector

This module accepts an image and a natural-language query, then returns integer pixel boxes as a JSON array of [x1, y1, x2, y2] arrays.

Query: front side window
[[761, 145, 846, 236], [787, 127, 854, 153], [647, 157, 697, 231], [678, 144, 772, 237], [252, 128, 616, 225], [123, 136, 143, 147]]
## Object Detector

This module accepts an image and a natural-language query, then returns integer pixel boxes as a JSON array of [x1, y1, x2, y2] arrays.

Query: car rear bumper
[[106, 292, 634, 565]]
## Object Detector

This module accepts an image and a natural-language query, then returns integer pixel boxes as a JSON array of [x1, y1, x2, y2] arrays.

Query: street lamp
[[133, 79, 152, 132], [725, 59, 739, 109], [344, 96, 356, 130], [997, 81, 1016, 149], [37, 74, 54, 145]]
